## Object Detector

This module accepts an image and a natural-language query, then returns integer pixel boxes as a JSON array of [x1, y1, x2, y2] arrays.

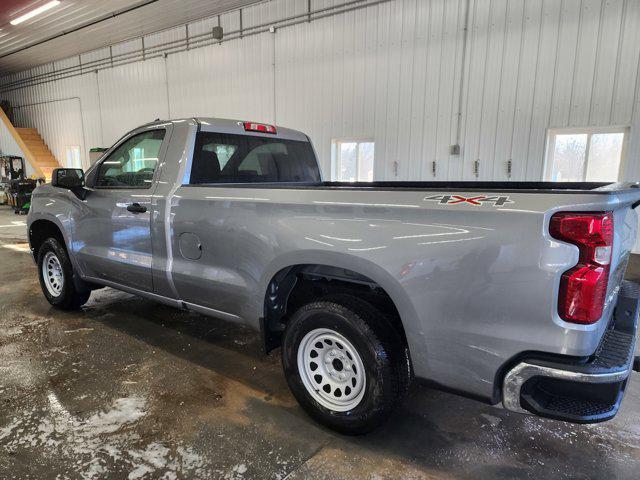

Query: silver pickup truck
[[27, 118, 640, 434]]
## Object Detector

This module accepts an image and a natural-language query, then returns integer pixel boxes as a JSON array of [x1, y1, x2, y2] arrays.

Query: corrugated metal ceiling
[[0, 0, 262, 74]]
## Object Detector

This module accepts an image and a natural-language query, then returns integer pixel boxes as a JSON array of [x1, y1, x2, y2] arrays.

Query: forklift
[[0, 155, 39, 214]]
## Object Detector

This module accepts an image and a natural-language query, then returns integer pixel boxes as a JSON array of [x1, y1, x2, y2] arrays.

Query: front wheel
[[282, 295, 411, 434], [37, 238, 90, 310]]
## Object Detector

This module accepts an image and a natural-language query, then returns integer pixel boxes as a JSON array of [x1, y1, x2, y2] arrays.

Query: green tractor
[[0, 156, 41, 214]]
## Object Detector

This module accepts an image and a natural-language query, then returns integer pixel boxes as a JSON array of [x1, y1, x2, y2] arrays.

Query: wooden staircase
[[13, 127, 60, 180]]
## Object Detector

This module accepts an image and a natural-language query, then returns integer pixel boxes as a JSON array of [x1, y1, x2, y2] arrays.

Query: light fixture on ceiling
[[10, 0, 61, 26]]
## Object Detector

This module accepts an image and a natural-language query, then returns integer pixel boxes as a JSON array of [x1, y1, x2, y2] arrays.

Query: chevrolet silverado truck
[[27, 118, 640, 434]]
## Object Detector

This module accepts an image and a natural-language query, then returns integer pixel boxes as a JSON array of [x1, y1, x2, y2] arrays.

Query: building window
[[544, 127, 627, 182], [332, 140, 375, 182], [65, 146, 81, 169]]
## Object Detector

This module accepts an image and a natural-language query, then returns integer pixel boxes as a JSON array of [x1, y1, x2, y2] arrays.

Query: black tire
[[282, 294, 411, 435], [37, 237, 91, 310]]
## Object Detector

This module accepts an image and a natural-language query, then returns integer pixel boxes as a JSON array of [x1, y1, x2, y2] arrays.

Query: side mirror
[[51, 168, 89, 200], [52, 168, 85, 188]]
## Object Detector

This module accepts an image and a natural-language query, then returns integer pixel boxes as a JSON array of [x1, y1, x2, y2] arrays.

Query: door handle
[[126, 203, 147, 213]]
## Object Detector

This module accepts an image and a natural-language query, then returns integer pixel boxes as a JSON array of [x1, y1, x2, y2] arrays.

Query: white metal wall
[[0, 122, 20, 156], [1, 0, 640, 182], [13, 97, 85, 169]]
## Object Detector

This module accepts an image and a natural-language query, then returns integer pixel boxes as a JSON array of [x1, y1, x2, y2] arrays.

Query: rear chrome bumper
[[502, 281, 639, 423]]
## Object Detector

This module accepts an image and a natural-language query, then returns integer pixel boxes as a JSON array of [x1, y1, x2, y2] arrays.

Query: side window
[[95, 130, 165, 188], [189, 132, 321, 184]]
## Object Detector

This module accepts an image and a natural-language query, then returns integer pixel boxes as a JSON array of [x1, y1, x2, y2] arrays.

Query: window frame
[[331, 138, 375, 182], [92, 128, 167, 190], [543, 126, 629, 183]]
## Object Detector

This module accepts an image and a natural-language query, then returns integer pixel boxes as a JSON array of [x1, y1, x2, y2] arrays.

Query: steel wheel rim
[[42, 251, 63, 297], [297, 328, 366, 412]]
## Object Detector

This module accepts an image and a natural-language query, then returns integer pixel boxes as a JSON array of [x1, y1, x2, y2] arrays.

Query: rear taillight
[[243, 122, 277, 134], [549, 212, 614, 324]]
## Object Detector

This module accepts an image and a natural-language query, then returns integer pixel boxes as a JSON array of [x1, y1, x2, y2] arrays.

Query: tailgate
[[608, 207, 636, 301], [604, 186, 640, 308], [547, 183, 640, 328]]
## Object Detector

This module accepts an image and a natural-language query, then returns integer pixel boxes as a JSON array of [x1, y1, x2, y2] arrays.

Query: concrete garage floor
[[0, 206, 639, 480]]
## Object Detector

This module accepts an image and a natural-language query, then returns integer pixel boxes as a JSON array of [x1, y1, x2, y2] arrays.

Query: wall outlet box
[[212, 26, 224, 40]]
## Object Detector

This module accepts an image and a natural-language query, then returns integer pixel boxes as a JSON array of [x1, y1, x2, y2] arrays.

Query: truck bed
[[189, 180, 640, 194]]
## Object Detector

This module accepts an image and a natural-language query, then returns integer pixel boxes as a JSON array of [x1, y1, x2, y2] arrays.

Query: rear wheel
[[37, 238, 90, 310], [282, 295, 410, 434]]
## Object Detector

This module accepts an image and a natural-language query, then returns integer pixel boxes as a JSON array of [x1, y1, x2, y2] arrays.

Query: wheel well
[[29, 220, 65, 260], [262, 264, 409, 355]]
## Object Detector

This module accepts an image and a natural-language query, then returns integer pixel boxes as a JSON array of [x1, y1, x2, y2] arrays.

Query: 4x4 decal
[[423, 194, 513, 206]]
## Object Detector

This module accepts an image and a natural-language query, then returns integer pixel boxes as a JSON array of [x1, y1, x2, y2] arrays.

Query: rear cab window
[[189, 132, 321, 184]]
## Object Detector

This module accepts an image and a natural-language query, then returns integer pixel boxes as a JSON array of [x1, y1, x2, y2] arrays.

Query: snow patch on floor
[[225, 463, 248, 479], [0, 395, 212, 479]]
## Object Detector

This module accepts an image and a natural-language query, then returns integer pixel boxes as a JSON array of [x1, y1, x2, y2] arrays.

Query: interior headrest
[[192, 151, 221, 183]]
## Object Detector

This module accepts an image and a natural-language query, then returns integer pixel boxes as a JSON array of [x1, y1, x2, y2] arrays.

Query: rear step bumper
[[502, 281, 639, 424]]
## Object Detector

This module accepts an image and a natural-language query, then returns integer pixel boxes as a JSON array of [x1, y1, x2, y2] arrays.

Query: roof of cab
[[142, 117, 310, 142]]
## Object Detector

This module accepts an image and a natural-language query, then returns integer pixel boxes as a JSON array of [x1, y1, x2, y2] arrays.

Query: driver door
[[72, 128, 169, 292]]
